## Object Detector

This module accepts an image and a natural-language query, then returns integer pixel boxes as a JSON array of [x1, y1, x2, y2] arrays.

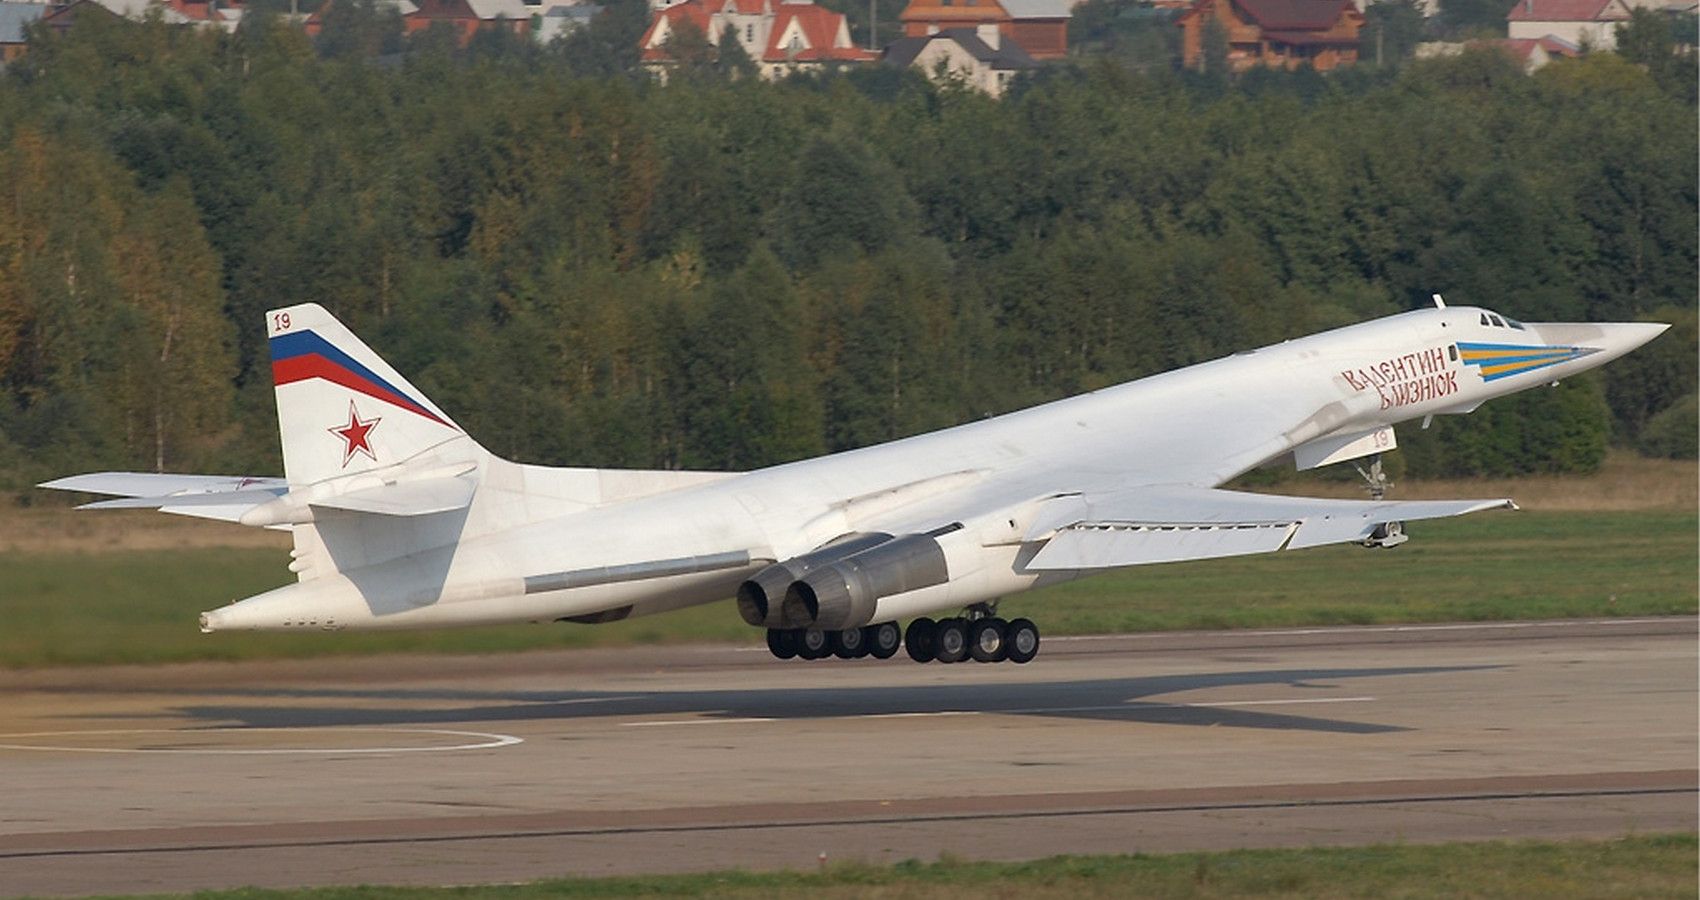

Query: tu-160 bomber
[[43, 299, 1666, 664]]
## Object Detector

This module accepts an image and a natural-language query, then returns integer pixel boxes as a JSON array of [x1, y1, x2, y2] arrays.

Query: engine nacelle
[[781, 532, 950, 631], [736, 532, 893, 627]]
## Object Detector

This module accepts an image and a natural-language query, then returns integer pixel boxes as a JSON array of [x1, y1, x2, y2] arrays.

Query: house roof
[[0, 2, 49, 42], [997, 0, 1071, 19], [765, 2, 874, 60], [1505, 0, 1626, 21], [639, 0, 709, 57], [1225, 0, 1354, 30], [883, 26, 1038, 68], [86, 0, 195, 23], [1481, 34, 1582, 59], [642, 0, 873, 65], [464, 0, 533, 19]]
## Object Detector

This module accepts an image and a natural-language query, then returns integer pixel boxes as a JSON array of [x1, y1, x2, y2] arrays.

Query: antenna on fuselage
[[1431, 293, 1447, 308]]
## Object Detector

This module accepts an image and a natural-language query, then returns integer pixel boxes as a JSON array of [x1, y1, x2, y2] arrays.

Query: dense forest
[[0, 7, 1694, 493]]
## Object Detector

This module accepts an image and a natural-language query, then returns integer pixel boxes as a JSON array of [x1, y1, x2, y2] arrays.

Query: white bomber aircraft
[[43, 299, 1667, 664]]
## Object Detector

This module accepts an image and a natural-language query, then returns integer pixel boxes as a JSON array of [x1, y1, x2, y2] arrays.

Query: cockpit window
[[1480, 313, 1491, 326], [1505, 317, 1525, 330], [1489, 314, 1505, 327]]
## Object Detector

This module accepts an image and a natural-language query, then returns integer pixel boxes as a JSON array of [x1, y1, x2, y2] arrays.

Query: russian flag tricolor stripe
[[270, 331, 454, 429]]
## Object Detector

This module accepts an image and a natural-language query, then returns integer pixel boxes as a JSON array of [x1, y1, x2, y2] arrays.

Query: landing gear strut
[[1354, 453, 1408, 549]]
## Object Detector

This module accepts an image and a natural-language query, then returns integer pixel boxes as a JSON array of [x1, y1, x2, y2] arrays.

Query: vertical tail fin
[[267, 304, 466, 486]]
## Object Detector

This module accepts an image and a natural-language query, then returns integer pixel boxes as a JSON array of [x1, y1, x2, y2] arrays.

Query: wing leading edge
[[1024, 485, 1515, 570]]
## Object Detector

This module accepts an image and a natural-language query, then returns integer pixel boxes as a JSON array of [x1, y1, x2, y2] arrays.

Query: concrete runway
[[1, 617, 1694, 896]]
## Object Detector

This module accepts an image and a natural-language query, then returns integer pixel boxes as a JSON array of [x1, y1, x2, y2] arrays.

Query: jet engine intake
[[736, 532, 893, 627], [781, 532, 950, 631]]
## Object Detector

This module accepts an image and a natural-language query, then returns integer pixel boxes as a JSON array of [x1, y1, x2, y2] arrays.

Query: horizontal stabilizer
[[40, 473, 289, 524], [310, 476, 477, 517], [41, 472, 287, 500], [1026, 485, 1514, 571]]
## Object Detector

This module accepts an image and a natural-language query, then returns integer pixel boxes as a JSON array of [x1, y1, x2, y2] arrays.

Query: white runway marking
[[621, 696, 1376, 727], [0, 728, 524, 755], [1050, 618, 1678, 641]]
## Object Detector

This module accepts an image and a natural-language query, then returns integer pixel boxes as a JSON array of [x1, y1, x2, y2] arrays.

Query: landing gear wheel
[[867, 622, 902, 660], [766, 628, 798, 660], [830, 627, 868, 659], [969, 617, 1007, 663], [934, 617, 970, 663], [1005, 618, 1040, 664], [798, 628, 831, 660], [904, 618, 938, 663]]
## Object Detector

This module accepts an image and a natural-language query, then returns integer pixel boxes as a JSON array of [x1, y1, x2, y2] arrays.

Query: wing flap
[[1030, 521, 1297, 569], [1025, 485, 1514, 571]]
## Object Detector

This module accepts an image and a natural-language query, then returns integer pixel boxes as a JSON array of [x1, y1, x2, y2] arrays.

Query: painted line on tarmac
[[0, 728, 524, 755], [1049, 618, 1681, 641], [620, 696, 1376, 727]]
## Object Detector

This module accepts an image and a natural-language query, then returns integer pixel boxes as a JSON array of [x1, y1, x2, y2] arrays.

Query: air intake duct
[[736, 532, 894, 627], [781, 531, 951, 631]]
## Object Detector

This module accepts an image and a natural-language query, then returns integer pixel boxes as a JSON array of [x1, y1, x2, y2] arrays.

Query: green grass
[[94, 834, 1700, 899], [1, 510, 1694, 668]]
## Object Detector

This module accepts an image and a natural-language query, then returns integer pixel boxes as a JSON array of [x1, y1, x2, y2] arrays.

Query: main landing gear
[[903, 615, 1039, 664], [764, 610, 1039, 665], [766, 621, 902, 661]]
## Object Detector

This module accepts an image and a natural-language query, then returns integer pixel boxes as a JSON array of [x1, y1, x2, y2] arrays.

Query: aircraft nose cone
[[1533, 321, 1669, 362]]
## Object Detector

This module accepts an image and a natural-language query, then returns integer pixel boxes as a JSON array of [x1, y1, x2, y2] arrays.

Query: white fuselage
[[201, 307, 1662, 633]]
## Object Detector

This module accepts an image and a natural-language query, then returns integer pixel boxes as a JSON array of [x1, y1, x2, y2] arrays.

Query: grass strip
[[87, 834, 1700, 899], [1, 510, 1694, 668]]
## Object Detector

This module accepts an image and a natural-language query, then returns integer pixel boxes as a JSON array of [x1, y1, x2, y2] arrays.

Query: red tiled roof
[[1505, 0, 1623, 21], [764, 3, 874, 61], [639, 1, 712, 59], [643, 0, 873, 64], [1232, 0, 1353, 30]]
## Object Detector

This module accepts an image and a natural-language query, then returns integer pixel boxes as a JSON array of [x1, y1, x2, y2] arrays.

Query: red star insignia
[[329, 401, 381, 467]]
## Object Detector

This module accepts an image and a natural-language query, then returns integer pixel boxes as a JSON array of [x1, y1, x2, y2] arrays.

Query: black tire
[[830, 627, 867, 659], [1005, 618, 1040, 664], [934, 617, 970, 663], [867, 622, 902, 660], [766, 628, 797, 660], [798, 628, 831, 660], [904, 618, 937, 663], [968, 617, 1007, 663]]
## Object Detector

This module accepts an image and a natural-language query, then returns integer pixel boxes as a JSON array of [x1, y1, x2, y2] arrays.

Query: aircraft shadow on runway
[[95, 665, 1498, 735]]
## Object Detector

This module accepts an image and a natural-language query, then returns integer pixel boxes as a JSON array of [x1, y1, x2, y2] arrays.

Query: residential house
[[897, 0, 1070, 60], [639, 0, 875, 80], [1506, 0, 1632, 50], [0, 2, 49, 62], [304, 0, 538, 45], [884, 23, 1038, 95], [1177, 0, 1363, 71], [40, 0, 244, 31], [408, 0, 532, 42], [1415, 34, 1581, 70]]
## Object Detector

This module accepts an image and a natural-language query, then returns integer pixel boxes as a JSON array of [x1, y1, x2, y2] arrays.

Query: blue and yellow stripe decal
[[1456, 342, 1597, 382]]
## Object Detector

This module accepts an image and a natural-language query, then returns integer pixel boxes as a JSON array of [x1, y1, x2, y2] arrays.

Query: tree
[[1361, 0, 1426, 66], [718, 24, 756, 77], [1615, 8, 1699, 102], [661, 19, 717, 81]]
